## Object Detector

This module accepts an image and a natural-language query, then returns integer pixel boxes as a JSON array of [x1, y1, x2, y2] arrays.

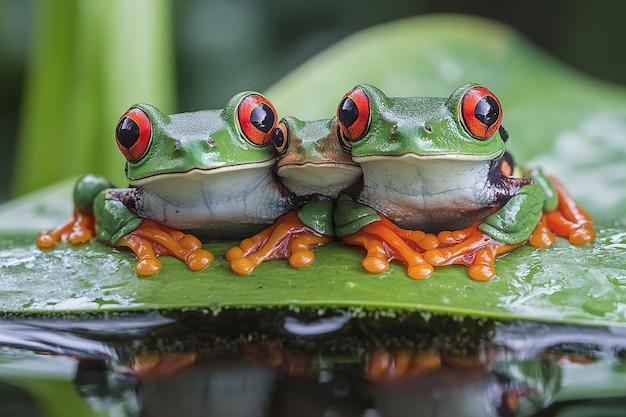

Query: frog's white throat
[[356, 156, 498, 231], [128, 159, 287, 239]]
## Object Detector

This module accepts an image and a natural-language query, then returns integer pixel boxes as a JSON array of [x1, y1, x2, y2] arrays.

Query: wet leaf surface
[[1, 224, 625, 326]]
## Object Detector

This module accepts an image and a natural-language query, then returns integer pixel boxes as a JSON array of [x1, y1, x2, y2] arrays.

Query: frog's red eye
[[237, 94, 278, 146], [460, 85, 502, 140], [115, 107, 152, 162], [272, 120, 289, 155], [337, 88, 370, 149]]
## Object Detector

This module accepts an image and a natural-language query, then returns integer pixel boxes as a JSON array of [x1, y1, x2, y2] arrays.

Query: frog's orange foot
[[365, 349, 441, 381], [116, 219, 213, 277], [435, 222, 480, 246], [341, 217, 435, 280], [425, 224, 522, 281], [36, 208, 95, 249], [544, 176, 595, 245], [226, 211, 334, 276], [529, 215, 556, 248]]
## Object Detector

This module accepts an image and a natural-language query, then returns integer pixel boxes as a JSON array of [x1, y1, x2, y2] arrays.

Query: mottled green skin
[[334, 194, 380, 237], [274, 116, 361, 236], [296, 201, 335, 237]]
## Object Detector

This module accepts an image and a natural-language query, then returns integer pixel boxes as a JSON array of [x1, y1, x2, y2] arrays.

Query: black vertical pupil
[[116, 117, 140, 149], [339, 97, 359, 128], [272, 127, 285, 150], [250, 103, 275, 133], [474, 96, 499, 127]]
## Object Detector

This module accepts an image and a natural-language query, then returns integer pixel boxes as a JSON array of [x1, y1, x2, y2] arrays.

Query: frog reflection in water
[[37, 92, 298, 276], [226, 115, 362, 275], [334, 84, 595, 280], [127, 342, 553, 417]]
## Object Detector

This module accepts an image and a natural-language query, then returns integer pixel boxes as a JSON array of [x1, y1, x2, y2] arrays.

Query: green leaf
[[12, 0, 175, 197], [1, 15, 625, 326]]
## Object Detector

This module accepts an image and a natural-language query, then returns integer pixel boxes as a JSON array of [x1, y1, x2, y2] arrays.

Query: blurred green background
[[1, 0, 625, 203]]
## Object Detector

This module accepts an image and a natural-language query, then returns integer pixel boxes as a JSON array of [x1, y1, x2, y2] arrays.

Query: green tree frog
[[37, 92, 298, 276], [334, 84, 594, 280], [226, 116, 363, 275]]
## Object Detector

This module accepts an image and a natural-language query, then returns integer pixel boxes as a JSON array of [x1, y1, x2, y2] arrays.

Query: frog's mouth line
[[128, 159, 275, 186], [276, 161, 362, 174], [354, 150, 504, 163]]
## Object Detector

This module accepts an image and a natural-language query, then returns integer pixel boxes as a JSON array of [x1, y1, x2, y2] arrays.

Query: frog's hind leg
[[227, 210, 334, 276], [341, 216, 435, 280], [544, 177, 595, 245], [528, 215, 556, 248], [37, 208, 96, 248], [116, 219, 214, 277], [36, 174, 113, 249]]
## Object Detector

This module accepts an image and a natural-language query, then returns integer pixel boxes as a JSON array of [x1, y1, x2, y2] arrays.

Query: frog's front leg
[[335, 195, 438, 280], [424, 183, 545, 281], [521, 169, 593, 247], [226, 201, 335, 276], [115, 220, 214, 277], [425, 222, 524, 281], [94, 190, 213, 277], [37, 174, 113, 248]]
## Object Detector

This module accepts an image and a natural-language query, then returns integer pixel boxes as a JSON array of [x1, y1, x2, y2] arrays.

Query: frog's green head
[[272, 115, 355, 167], [114, 92, 278, 185], [271, 115, 362, 197], [336, 83, 508, 162]]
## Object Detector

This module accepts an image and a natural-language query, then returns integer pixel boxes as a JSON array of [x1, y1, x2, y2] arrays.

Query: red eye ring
[[115, 107, 152, 162], [337, 88, 370, 146], [237, 94, 278, 146], [460, 86, 502, 140]]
